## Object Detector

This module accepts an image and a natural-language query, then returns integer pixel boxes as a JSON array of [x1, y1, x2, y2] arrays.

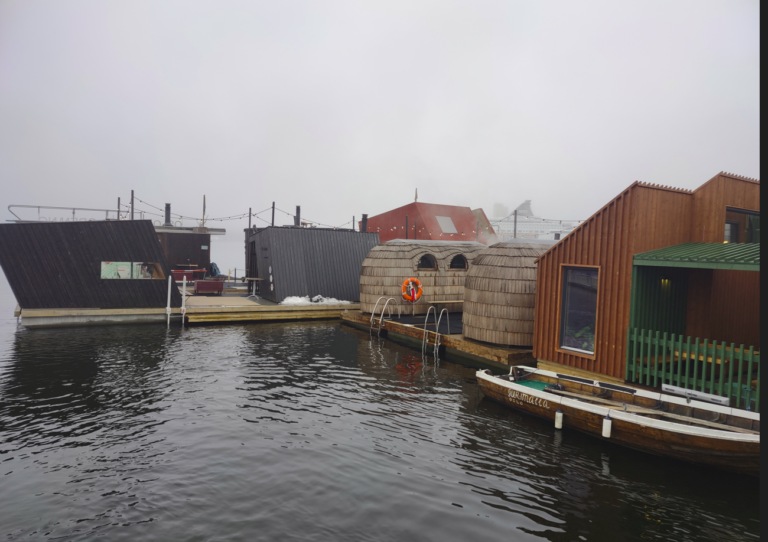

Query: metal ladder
[[421, 307, 450, 358], [370, 296, 401, 336]]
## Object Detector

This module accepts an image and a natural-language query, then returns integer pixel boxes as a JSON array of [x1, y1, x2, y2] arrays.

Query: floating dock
[[17, 294, 357, 328], [340, 309, 536, 370]]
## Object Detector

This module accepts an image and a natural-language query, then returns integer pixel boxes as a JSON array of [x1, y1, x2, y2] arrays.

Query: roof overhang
[[633, 242, 759, 272]]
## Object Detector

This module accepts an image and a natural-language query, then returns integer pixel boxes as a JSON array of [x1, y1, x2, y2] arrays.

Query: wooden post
[[166, 275, 172, 327], [181, 277, 187, 326]]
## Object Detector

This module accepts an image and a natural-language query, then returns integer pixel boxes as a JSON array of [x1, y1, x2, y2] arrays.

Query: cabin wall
[[0, 221, 181, 309], [359, 242, 484, 315], [535, 174, 760, 381], [247, 227, 380, 303], [691, 174, 760, 243], [685, 269, 760, 349], [462, 244, 548, 346], [630, 266, 688, 337], [533, 186, 636, 378]]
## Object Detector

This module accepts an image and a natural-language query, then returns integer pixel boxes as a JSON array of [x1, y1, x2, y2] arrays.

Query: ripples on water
[[0, 315, 759, 541]]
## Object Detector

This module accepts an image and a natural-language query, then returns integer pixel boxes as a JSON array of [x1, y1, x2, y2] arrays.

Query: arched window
[[449, 255, 467, 269], [417, 254, 437, 270]]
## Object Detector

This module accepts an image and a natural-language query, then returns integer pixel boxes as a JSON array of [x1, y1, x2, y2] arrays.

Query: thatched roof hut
[[360, 240, 485, 315], [462, 242, 551, 346]]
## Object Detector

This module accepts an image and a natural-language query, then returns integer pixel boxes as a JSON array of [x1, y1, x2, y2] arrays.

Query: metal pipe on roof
[[249, 207, 251, 229], [117, 197, 120, 220], [513, 209, 517, 238], [295, 206, 301, 226], [131, 190, 134, 220], [271, 202, 275, 226], [164, 204, 172, 226], [361, 214, 368, 232]]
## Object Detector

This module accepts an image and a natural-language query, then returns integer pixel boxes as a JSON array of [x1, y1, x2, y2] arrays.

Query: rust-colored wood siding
[[533, 173, 759, 380], [691, 173, 760, 242], [533, 186, 635, 378]]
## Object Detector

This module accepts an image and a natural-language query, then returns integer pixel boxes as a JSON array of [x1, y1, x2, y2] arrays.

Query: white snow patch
[[279, 295, 351, 306]]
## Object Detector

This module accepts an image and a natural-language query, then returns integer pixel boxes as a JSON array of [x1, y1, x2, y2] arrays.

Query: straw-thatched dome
[[360, 240, 485, 315], [462, 242, 551, 346]]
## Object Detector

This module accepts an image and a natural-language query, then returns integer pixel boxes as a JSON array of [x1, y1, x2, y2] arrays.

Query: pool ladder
[[422, 307, 450, 358], [370, 296, 401, 336]]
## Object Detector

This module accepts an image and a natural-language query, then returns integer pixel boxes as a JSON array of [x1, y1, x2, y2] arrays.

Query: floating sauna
[[360, 240, 485, 315], [462, 242, 551, 346]]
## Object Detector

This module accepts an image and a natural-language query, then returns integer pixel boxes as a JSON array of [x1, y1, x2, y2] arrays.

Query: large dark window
[[725, 208, 760, 244], [560, 266, 599, 355], [449, 255, 467, 269], [417, 254, 437, 269]]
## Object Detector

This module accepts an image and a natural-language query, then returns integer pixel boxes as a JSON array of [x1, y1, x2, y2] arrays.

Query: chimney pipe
[[295, 205, 301, 226], [164, 203, 172, 226], [361, 214, 368, 232]]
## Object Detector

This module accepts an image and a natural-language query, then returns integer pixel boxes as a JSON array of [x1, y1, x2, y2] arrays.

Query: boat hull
[[477, 372, 760, 475]]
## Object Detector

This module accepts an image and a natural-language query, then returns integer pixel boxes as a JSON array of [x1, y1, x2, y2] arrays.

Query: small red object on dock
[[195, 280, 223, 295]]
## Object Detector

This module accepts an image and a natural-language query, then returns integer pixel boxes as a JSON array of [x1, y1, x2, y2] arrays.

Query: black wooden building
[[245, 226, 380, 303], [0, 220, 182, 309]]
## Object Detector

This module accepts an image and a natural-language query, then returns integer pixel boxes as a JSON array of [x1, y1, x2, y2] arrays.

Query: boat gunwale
[[476, 369, 760, 443]]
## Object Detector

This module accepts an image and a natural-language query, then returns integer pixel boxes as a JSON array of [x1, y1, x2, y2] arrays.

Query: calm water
[[0, 278, 759, 541]]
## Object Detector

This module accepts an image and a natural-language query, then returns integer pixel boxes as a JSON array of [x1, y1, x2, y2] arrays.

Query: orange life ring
[[401, 277, 423, 302]]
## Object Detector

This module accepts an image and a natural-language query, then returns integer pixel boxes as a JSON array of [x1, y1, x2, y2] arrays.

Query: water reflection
[[0, 321, 759, 541]]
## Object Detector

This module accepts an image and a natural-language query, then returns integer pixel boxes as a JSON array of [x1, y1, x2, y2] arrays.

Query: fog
[[0, 1, 759, 271]]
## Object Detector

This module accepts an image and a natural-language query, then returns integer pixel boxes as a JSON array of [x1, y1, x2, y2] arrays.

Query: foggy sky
[[0, 1, 760, 270]]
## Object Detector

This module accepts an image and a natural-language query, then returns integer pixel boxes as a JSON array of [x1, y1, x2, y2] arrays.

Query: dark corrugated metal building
[[0, 220, 182, 309], [245, 226, 380, 303]]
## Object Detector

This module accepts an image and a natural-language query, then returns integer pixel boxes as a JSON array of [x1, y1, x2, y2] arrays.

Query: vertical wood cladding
[[0, 221, 182, 309], [156, 232, 211, 271], [685, 269, 761, 350], [533, 172, 760, 380], [691, 173, 760, 242], [246, 227, 380, 303]]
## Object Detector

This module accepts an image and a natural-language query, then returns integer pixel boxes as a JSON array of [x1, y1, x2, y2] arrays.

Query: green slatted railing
[[625, 327, 760, 412]]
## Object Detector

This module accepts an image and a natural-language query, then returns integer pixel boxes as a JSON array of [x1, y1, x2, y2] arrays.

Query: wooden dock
[[340, 309, 536, 369], [17, 295, 358, 328]]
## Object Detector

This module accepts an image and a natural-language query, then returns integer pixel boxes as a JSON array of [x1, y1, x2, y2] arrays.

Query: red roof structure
[[362, 202, 495, 244]]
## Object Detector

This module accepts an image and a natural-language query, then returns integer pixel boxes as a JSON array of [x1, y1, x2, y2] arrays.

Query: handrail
[[370, 297, 387, 325], [436, 308, 450, 336], [422, 306, 437, 355], [378, 298, 398, 336], [8, 204, 122, 222], [432, 309, 451, 358]]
